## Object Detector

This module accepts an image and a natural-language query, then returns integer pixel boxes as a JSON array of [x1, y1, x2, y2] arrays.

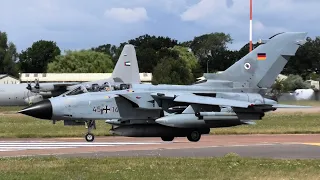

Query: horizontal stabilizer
[[272, 104, 312, 108], [174, 94, 252, 108]]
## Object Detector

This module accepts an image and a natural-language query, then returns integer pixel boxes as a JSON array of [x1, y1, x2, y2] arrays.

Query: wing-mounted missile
[[195, 110, 263, 121], [195, 112, 239, 121], [155, 113, 241, 128], [167, 106, 188, 113], [155, 108, 264, 128], [195, 112, 237, 116]]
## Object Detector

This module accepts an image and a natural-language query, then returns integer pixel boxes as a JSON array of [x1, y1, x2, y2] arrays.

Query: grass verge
[[0, 114, 110, 138], [212, 112, 320, 134], [278, 100, 320, 106], [0, 106, 25, 113], [0, 154, 320, 180], [0, 112, 320, 138]]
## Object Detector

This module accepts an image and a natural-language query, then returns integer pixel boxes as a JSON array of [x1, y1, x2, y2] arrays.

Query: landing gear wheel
[[84, 120, 96, 142], [187, 131, 201, 142], [161, 136, 174, 141], [85, 133, 95, 142]]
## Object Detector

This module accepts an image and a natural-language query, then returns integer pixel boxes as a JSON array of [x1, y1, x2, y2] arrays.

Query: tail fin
[[204, 32, 307, 88], [111, 44, 141, 83]]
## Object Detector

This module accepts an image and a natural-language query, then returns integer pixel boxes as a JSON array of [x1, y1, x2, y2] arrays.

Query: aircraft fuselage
[[0, 84, 36, 106]]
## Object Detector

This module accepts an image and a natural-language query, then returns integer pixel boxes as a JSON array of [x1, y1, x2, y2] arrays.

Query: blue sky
[[0, 0, 319, 52]]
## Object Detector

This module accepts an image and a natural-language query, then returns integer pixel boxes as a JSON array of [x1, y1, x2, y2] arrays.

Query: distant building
[[0, 74, 19, 84], [19, 73, 152, 84]]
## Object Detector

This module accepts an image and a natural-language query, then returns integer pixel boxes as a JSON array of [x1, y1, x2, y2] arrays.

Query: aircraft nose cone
[[18, 99, 52, 119]]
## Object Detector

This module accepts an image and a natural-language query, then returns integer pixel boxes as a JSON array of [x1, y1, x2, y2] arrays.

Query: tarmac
[[0, 134, 319, 159], [0, 107, 319, 159]]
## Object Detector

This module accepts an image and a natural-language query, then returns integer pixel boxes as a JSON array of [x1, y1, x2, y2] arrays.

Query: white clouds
[[0, 0, 319, 52], [161, 0, 188, 14], [252, 21, 288, 38], [180, 0, 320, 23], [253, 21, 265, 32], [179, 0, 320, 46], [0, 0, 151, 51], [180, 0, 246, 30], [104, 7, 148, 23], [103, 0, 188, 14], [253, 0, 319, 19], [180, 0, 224, 21], [180, 0, 247, 22]]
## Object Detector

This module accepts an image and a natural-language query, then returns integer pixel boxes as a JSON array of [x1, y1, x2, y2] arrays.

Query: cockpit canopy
[[60, 82, 132, 97], [115, 83, 131, 90]]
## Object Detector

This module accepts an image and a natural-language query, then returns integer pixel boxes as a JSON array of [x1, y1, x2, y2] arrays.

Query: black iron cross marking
[[101, 105, 110, 114]]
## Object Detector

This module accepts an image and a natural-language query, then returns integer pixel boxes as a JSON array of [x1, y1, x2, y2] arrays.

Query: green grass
[[0, 112, 320, 138], [0, 114, 111, 138], [212, 113, 320, 134], [278, 100, 320, 106], [0, 154, 320, 180], [0, 106, 25, 113]]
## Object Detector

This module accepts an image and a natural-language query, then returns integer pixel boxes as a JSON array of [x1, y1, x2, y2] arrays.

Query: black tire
[[187, 131, 201, 142], [85, 133, 95, 142], [161, 136, 174, 141]]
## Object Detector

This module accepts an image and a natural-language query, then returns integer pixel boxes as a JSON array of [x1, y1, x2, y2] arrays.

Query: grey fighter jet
[[0, 44, 140, 106], [18, 32, 309, 142]]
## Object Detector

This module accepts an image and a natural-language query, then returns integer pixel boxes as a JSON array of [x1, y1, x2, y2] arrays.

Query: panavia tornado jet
[[18, 32, 310, 142]]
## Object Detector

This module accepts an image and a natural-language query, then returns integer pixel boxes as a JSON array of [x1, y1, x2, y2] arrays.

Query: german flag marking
[[257, 53, 266, 60]]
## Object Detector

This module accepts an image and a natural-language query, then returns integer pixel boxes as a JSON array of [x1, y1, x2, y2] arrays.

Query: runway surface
[[0, 134, 319, 159]]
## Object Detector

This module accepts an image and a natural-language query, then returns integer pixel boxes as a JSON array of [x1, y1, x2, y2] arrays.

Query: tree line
[[1, 30, 319, 91]]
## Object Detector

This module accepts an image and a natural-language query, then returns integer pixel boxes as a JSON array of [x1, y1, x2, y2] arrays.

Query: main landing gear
[[187, 130, 201, 142], [161, 136, 175, 141], [85, 120, 96, 142], [160, 130, 202, 142]]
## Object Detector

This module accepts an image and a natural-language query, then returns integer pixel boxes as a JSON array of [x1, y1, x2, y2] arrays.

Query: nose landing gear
[[85, 120, 96, 142], [85, 133, 94, 142]]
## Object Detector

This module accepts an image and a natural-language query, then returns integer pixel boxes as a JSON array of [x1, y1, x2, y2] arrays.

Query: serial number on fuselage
[[92, 105, 118, 114]]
